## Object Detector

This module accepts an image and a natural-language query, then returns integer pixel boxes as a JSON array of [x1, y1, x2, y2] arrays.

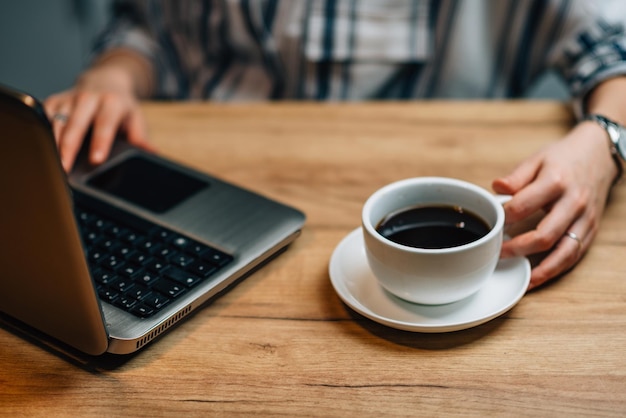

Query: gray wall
[[0, 0, 111, 99], [0, 1, 568, 101]]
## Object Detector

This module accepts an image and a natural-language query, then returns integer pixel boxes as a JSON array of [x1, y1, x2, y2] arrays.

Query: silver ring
[[564, 231, 583, 251], [52, 113, 68, 123]]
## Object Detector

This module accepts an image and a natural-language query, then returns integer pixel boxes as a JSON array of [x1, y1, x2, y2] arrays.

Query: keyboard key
[[136, 238, 158, 251], [113, 245, 135, 258], [99, 239, 120, 252], [131, 304, 155, 318], [170, 235, 189, 250], [92, 269, 118, 286], [83, 231, 101, 245], [119, 265, 142, 279], [76, 210, 95, 225], [145, 259, 168, 273], [153, 246, 175, 259], [99, 255, 125, 271], [121, 230, 143, 244], [165, 267, 203, 287], [151, 228, 173, 241], [187, 241, 210, 256], [154, 280, 185, 298], [137, 271, 160, 287], [114, 296, 138, 310], [169, 253, 195, 268], [89, 250, 108, 263], [112, 279, 134, 293], [127, 251, 151, 266], [125, 284, 151, 300], [93, 218, 109, 231], [103, 223, 126, 237], [144, 292, 170, 310], [188, 261, 218, 278], [98, 288, 119, 303], [202, 248, 233, 267]]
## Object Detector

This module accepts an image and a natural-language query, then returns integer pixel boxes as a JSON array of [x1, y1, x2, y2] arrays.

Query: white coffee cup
[[362, 177, 505, 305]]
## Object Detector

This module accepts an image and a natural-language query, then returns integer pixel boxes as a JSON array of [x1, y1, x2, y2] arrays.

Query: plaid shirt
[[94, 0, 626, 112]]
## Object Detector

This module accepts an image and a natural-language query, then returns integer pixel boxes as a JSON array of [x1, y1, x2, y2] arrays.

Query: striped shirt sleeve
[[549, 6, 626, 117], [88, 0, 626, 106]]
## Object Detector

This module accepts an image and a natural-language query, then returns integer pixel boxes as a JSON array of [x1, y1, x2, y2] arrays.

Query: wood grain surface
[[1, 102, 625, 417]]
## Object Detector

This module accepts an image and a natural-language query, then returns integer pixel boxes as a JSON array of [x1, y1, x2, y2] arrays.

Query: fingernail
[[92, 151, 105, 164], [61, 158, 71, 173]]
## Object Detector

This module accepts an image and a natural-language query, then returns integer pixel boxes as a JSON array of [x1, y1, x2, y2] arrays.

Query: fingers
[[492, 154, 542, 195], [493, 128, 615, 290], [91, 98, 154, 164], [43, 89, 150, 171], [44, 90, 102, 170], [59, 92, 102, 170], [527, 226, 589, 290], [493, 154, 565, 225], [501, 188, 584, 258], [502, 215, 591, 290], [503, 175, 566, 225], [44, 94, 72, 147], [123, 106, 154, 152], [90, 93, 135, 165], [502, 209, 589, 267], [500, 169, 593, 288]]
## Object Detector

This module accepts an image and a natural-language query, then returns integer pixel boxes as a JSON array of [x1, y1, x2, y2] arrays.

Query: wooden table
[[1, 102, 625, 416]]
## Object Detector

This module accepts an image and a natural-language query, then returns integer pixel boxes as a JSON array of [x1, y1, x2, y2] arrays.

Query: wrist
[[584, 76, 626, 125], [87, 48, 154, 98], [76, 65, 136, 97], [583, 113, 626, 185]]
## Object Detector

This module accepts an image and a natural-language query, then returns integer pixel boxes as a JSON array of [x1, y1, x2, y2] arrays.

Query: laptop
[[0, 84, 305, 355]]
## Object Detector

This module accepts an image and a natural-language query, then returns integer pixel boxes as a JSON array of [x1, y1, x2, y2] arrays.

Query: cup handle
[[494, 194, 512, 205], [495, 194, 514, 240]]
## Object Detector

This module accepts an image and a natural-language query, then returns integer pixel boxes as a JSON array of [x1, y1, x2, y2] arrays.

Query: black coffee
[[376, 205, 491, 249]]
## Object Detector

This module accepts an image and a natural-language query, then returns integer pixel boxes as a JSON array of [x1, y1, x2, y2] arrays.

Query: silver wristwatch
[[584, 113, 626, 182]]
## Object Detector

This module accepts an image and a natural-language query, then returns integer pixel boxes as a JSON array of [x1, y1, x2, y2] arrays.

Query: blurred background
[[0, 0, 111, 99], [0, 0, 568, 101]]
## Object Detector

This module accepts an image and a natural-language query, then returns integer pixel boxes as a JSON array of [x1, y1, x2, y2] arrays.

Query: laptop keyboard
[[72, 190, 233, 318]]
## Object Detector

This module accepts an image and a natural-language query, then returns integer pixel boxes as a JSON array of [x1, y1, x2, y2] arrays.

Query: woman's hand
[[43, 50, 155, 171], [492, 121, 617, 289]]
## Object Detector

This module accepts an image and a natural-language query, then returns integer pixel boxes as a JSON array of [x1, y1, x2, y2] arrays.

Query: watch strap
[[584, 113, 624, 184]]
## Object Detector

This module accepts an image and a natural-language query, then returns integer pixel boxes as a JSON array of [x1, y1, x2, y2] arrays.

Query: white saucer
[[329, 228, 531, 333]]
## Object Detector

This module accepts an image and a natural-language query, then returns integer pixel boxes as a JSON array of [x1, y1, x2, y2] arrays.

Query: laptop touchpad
[[87, 155, 208, 213]]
